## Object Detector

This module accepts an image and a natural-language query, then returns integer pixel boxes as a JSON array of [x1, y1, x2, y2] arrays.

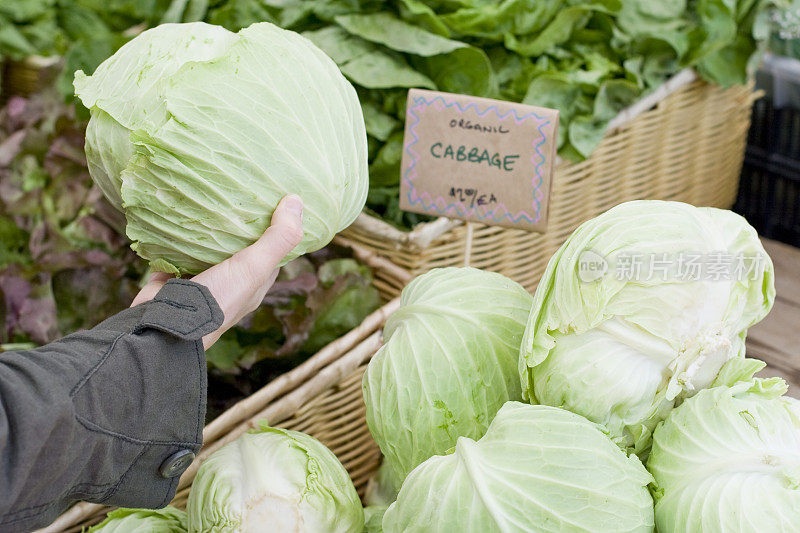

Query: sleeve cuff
[[70, 279, 222, 510], [136, 279, 224, 340]]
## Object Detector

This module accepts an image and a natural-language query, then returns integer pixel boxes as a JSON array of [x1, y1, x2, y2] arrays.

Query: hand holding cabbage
[[131, 194, 304, 349], [74, 22, 368, 276], [71, 34, 793, 527]]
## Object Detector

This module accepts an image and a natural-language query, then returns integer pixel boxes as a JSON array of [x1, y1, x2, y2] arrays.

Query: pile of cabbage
[[91, 200, 800, 532], [360, 203, 798, 533]]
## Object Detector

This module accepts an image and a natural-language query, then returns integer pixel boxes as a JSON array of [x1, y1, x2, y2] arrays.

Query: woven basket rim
[[350, 68, 701, 246]]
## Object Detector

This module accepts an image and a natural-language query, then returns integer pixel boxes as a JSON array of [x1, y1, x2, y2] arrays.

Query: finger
[[191, 197, 302, 347], [255, 194, 304, 256], [131, 271, 175, 307], [230, 194, 304, 285]]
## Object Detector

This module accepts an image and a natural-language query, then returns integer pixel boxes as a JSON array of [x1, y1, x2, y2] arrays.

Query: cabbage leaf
[[382, 402, 655, 532], [647, 374, 800, 532], [519, 200, 775, 455], [362, 267, 533, 499], [75, 22, 368, 274]]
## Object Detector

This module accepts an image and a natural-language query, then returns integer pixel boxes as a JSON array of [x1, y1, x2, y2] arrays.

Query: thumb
[[188, 195, 304, 347], [229, 194, 304, 283], [259, 194, 305, 256]]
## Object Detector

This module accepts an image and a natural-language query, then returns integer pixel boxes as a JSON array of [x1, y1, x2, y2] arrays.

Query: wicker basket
[[40, 253, 412, 533], [342, 70, 759, 298]]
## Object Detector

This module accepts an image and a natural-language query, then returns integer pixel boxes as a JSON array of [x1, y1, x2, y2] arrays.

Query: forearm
[[0, 279, 222, 532]]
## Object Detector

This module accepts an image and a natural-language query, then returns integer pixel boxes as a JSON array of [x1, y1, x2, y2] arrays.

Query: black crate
[[734, 96, 800, 246]]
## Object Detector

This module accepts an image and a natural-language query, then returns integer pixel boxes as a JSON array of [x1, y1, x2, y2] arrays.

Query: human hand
[[131, 194, 304, 349]]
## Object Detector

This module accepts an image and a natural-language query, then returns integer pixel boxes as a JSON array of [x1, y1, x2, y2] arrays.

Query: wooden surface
[[749, 239, 800, 398]]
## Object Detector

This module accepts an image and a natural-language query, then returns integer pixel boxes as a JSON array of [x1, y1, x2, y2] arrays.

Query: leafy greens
[[2, 0, 776, 228]]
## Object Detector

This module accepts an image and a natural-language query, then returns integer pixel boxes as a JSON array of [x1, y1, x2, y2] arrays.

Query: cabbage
[[519, 200, 775, 455], [74, 22, 368, 275], [87, 507, 187, 532], [362, 267, 533, 499], [647, 369, 800, 532], [363, 506, 388, 533], [382, 402, 655, 532], [186, 423, 363, 532]]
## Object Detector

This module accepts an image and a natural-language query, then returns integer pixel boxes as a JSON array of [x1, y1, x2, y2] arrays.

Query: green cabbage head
[[382, 402, 655, 532], [88, 506, 187, 532], [362, 267, 533, 500], [647, 364, 800, 533], [74, 22, 367, 275], [519, 200, 775, 455], [186, 423, 363, 532], [363, 506, 388, 533]]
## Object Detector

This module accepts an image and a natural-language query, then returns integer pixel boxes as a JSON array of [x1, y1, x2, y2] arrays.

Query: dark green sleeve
[[0, 279, 223, 532]]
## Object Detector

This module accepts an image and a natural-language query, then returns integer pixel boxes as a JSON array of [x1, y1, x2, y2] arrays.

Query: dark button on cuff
[[137, 279, 224, 340], [159, 449, 196, 478]]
